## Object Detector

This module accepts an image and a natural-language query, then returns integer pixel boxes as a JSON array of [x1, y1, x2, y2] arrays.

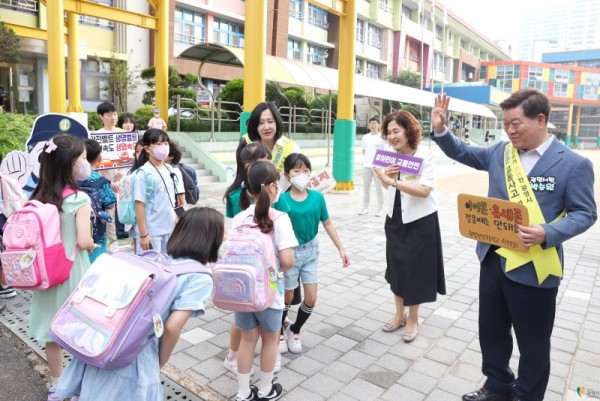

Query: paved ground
[[1, 146, 599, 401]]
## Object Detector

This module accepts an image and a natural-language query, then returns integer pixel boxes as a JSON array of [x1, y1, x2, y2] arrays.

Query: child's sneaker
[[236, 385, 259, 401], [257, 379, 283, 401], [47, 387, 64, 401], [0, 285, 16, 299], [285, 325, 302, 354], [278, 334, 288, 354], [223, 354, 254, 375]]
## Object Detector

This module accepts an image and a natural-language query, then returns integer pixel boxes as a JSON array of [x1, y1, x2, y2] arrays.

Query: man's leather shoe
[[462, 388, 514, 401]]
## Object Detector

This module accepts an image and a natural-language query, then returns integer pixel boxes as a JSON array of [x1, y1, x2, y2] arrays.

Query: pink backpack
[[212, 211, 282, 312], [1, 188, 76, 290], [50, 251, 210, 369]]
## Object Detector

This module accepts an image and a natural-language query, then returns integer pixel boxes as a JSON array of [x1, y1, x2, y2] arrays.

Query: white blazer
[[386, 146, 438, 224]]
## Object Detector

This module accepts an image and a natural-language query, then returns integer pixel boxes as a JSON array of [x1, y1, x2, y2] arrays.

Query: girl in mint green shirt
[[275, 154, 350, 355]]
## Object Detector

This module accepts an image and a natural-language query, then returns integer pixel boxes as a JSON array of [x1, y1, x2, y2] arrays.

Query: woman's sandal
[[382, 313, 408, 332]]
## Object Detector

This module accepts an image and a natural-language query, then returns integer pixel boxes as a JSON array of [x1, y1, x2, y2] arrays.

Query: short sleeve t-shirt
[[133, 163, 177, 236], [361, 132, 386, 168], [275, 189, 329, 245]]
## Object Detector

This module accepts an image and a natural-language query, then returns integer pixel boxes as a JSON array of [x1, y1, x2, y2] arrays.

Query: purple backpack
[[50, 251, 210, 369]]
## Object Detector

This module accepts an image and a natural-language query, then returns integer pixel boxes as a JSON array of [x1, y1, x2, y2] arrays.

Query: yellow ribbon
[[495, 144, 564, 285]]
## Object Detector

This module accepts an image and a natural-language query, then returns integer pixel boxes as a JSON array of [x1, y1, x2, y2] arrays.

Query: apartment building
[[170, 0, 510, 99]]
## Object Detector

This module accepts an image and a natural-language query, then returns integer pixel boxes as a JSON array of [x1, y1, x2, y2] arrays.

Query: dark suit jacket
[[432, 130, 597, 288]]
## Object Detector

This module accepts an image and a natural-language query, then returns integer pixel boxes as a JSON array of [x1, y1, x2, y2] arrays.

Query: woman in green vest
[[242, 102, 300, 189]]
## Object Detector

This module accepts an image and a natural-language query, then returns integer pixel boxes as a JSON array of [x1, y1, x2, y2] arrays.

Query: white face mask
[[272, 184, 281, 203], [74, 161, 92, 181], [290, 174, 311, 192]]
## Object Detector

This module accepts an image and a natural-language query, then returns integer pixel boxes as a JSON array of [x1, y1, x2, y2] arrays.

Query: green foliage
[[0, 113, 34, 156], [86, 112, 103, 131], [216, 78, 244, 108], [98, 49, 141, 112], [0, 21, 20, 64], [309, 93, 337, 113], [134, 106, 155, 130], [282, 87, 309, 108], [386, 70, 422, 89], [140, 65, 199, 106]]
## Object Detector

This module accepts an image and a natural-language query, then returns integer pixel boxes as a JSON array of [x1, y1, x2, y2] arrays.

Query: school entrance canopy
[[178, 43, 497, 119]]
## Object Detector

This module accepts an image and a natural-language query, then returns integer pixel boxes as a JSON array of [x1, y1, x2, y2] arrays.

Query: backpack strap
[[135, 165, 156, 201]]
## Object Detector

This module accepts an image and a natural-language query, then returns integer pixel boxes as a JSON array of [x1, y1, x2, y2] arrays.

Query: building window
[[308, 4, 328, 29], [214, 18, 245, 48], [496, 65, 515, 92], [356, 19, 365, 42], [366, 62, 380, 79], [174, 7, 205, 45], [290, 0, 302, 19], [82, 59, 110, 101], [79, 0, 113, 28], [433, 52, 443, 72], [287, 39, 302, 61], [356, 59, 363, 74], [583, 85, 599, 100], [435, 25, 443, 40], [307, 44, 327, 65], [367, 24, 382, 48], [554, 69, 569, 83], [402, 5, 412, 20], [378, 0, 388, 12], [554, 83, 568, 97], [585, 72, 600, 86], [0, 0, 38, 12], [528, 66, 543, 81]]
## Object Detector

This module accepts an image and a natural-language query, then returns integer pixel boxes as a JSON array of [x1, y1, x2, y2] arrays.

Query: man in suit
[[431, 89, 597, 401]]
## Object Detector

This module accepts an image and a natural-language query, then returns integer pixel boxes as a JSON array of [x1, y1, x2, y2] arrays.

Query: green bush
[[134, 105, 155, 130], [217, 78, 244, 110], [0, 113, 35, 156], [86, 111, 103, 131]]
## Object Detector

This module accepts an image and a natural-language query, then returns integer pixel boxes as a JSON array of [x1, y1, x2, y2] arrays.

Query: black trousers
[[479, 248, 558, 401]]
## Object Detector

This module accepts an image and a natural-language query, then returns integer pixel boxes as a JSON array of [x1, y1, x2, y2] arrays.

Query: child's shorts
[[285, 238, 319, 290], [235, 308, 283, 333]]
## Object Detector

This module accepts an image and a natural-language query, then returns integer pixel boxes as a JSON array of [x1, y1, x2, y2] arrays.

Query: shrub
[[0, 113, 35, 156], [86, 111, 103, 131]]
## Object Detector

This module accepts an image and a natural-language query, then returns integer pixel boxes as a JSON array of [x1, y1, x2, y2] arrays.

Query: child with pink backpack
[[54, 207, 222, 401], [231, 161, 298, 401], [25, 135, 96, 401]]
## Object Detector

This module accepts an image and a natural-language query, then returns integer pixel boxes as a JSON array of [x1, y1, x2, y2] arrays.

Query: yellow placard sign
[[457, 194, 529, 253]]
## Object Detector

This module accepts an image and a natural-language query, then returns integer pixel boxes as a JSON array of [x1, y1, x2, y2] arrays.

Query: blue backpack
[[117, 166, 156, 226], [78, 176, 112, 244]]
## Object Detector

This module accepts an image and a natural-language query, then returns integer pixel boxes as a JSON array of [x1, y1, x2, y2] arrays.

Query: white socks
[[236, 372, 251, 399], [257, 370, 274, 397]]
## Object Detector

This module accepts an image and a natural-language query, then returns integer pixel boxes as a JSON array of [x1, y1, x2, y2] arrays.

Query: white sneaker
[[223, 355, 254, 375], [358, 209, 369, 215], [376, 210, 384, 217], [285, 325, 302, 354], [274, 352, 281, 373], [278, 335, 288, 353]]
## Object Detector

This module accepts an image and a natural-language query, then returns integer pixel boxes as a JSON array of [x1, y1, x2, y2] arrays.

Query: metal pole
[[218, 100, 222, 133], [327, 90, 332, 167], [176, 94, 181, 132]]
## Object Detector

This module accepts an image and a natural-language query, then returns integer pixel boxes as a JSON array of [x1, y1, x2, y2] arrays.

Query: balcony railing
[[308, 16, 329, 29], [289, 9, 302, 19], [175, 33, 206, 45], [0, 0, 37, 11]]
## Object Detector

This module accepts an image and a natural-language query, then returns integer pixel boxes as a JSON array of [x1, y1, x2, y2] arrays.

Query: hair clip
[[260, 183, 265, 188], [45, 138, 58, 153]]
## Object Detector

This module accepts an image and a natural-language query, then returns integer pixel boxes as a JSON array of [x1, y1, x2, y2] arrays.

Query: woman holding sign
[[374, 110, 446, 342]]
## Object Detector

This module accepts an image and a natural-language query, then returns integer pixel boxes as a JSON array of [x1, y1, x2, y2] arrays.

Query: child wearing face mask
[[27, 134, 96, 401], [275, 153, 350, 355], [134, 129, 185, 256]]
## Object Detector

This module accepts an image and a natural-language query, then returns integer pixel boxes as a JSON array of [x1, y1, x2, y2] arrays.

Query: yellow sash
[[495, 144, 564, 285], [243, 134, 295, 173]]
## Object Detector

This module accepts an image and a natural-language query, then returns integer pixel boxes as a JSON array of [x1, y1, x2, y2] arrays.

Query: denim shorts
[[235, 308, 283, 333], [285, 238, 319, 289]]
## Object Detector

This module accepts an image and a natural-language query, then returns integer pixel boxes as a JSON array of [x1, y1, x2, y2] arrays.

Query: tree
[[0, 21, 20, 64], [140, 65, 197, 108], [386, 70, 421, 89], [216, 78, 244, 110], [98, 50, 141, 111]]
